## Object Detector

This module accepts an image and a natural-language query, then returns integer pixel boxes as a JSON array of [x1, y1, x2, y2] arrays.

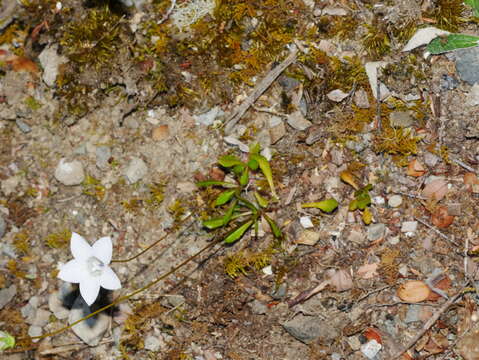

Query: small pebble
[[124, 157, 148, 184], [54, 158, 85, 186], [0, 216, 5, 239], [367, 223, 386, 241], [389, 111, 414, 128], [353, 88, 370, 108], [28, 325, 42, 338], [388, 195, 403, 208], [401, 221, 418, 233], [299, 216, 314, 229], [361, 339, 382, 359], [0, 285, 16, 309], [16, 119, 31, 133], [95, 146, 111, 170], [144, 335, 163, 352]]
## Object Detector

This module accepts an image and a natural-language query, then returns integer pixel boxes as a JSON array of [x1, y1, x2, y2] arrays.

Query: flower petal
[[92, 237, 112, 264], [58, 259, 83, 283], [79, 278, 101, 306], [100, 266, 121, 290], [71, 232, 93, 260]]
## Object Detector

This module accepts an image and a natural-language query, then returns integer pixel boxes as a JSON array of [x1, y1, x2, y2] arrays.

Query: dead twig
[[158, 0, 177, 25], [414, 216, 459, 247], [392, 284, 467, 359], [224, 46, 298, 133]]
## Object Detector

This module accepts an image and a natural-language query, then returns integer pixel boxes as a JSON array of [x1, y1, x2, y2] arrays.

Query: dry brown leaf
[[426, 275, 452, 301], [422, 179, 448, 201], [464, 172, 479, 192], [7, 56, 39, 74], [431, 206, 454, 229], [397, 280, 430, 303], [340, 170, 359, 190], [326, 268, 353, 292], [407, 159, 426, 177], [357, 263, 379, 279]]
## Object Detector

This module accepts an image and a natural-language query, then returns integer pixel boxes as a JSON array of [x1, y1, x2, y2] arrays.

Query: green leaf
[[203, 217, 226, 229], [427, 33, 479, 54], [224, 219, 254, 244], [232, 164, 246, 176], [301, 198, 339, 213], [254, 191, 269, 208], [223, 199, 238, 226], [250, 154, 277, 199], [0, 330, 15, 351], [249, 142, 261, 155], [215, 189, 236, 206], [239, 167, 249, 186], [218, 155, 243, 168], [465, 0, 479, 17], [247, 158, 259, 170], [196, 180, 237, 188], [264, 214, 282, 238], [349, 199, 358, 211]]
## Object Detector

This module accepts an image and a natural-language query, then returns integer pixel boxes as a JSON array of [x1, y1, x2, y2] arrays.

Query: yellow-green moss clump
[[425, 0, 466, 32], [224, 249, 273, 278], [45, 229, 72, 248]]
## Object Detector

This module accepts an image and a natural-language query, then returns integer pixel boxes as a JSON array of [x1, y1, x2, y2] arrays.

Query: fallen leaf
[[431, 206, 454, 228], [426, 275, 452, 301], [326, 268, 353, 292], [422, 179, 448, 201], [7, 56, 39, 74], [407, 159, 426, 177], [397, 280, 431, 303], [402, 27, 450, 52], [357, 263, 379, 279], [363, 328, 382, 344], [464, 172, 479, 192], [340, 170, 359, 190]]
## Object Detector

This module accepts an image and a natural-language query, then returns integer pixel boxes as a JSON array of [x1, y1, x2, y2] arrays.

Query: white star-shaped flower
[[58, 232, 121, 306]]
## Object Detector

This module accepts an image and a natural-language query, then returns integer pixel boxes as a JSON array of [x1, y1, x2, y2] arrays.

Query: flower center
[[87, 256, 105, 277]]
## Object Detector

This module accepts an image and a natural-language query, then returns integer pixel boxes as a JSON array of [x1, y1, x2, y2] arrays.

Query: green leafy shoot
[[197, 144, 282, 244], [427, 33, 479, 54], [349, 184, 373, 211], [465, 0, 479, 17], [0, 331, 15, 351], [302, 198, 338, 213]]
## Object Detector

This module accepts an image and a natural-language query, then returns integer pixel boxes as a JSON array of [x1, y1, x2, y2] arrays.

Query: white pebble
[[54, 158, 85, 186], [361, 339, 382, 359], [300, 216, 314, 229], [388, 195, 403, 208]]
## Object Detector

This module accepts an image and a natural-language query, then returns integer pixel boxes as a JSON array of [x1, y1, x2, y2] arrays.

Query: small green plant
[[349, 184, 373, 225], [197, 144, 282, 244]]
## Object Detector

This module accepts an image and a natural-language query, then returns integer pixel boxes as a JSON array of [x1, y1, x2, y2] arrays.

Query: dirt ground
[[1, 0, 479, 359]]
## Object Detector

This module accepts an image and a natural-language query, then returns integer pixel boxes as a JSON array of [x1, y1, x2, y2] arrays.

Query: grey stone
[[0, 216, 5, 239], [424, 152, 440, 167], [0, 285, 16, 309], [69, 295, 111, 346], [33, 308, 51, 327], [54, 158, 85, 186], [287, 111, 312, 131], [249, 300, 268, 315], [16, 119, 31, 133], [166, 294, 185, 308], [123, 116, 139, 129], [282, 314, 339, 344], [388, 195, 403, 208], [354, 87, 370, 108], [405, 305, 421, 323], [271, 283, 288, 300], [269, 118, 286, 144], [367, 223, 386, 241], [390, 111, 414, 128], [455, 47, 479, 85], [401, 221, 418, 233], [95, 146, 111, 170], [194, 106, 224, 126], [144, 335, 162, 352], [278, 75, 301, 91], [38, 44, 67, 87], [345, 139, 367, 153], [124, 157, 148, 184], [28, 325, 42, 338], [48, 291, 70, 320]]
